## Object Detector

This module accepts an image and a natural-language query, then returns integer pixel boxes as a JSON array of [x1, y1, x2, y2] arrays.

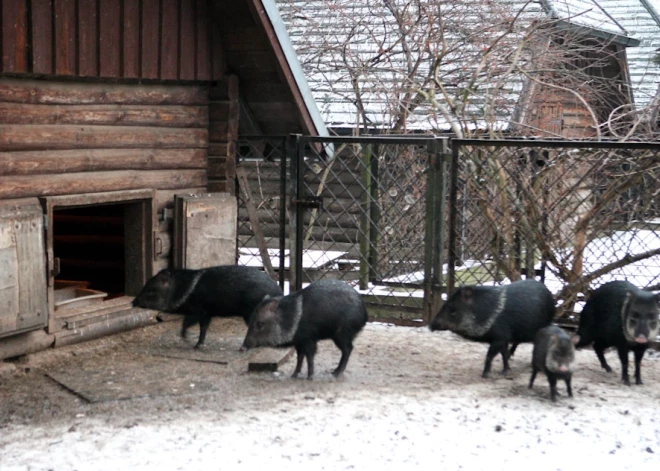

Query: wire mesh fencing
[[235, 137, 288, 289], [291, 137, 446, 320], [449, 140, 660, 319]]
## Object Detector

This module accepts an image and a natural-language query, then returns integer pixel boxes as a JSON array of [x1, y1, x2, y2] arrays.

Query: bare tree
[[278, 0, 660, 310]]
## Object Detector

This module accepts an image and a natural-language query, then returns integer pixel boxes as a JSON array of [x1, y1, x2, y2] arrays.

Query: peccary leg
[[617, 347, 630, 386], [508, 343, 519, 358], [593, 341, 612, 372], [548, 375, 558, 402], [565, 374, 573, 398], [292, 345, 306, 378], [482, 342, 507, 378], [528, 367, 538, 389], [633, 348, 646, 385], [332, 338, 353, 377], [181, 315, 199, 339], [194, 317, 212, 349], [305, 342, 318, 379], [500, 343, 511, 375]]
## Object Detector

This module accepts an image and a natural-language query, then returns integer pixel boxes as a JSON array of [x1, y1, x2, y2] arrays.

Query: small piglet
[[132, 265, 282, 349], [529, 325, 575, 401], [241, 279, 368, 379]]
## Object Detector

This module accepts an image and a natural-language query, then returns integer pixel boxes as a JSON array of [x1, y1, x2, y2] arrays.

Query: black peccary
[[575, 280, 659, 385], [132, 266, 283, 349], [529, 325, 575, 401], [241, 279, 368, 379], [430, 279, 555, 378]]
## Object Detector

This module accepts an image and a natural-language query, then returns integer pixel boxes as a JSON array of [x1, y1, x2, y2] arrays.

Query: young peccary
[[575, 280, 659, 385], [529, 325, 575, 401], [241, 279, 368, 379], [132, 266, 283, 349], [430, 279, 555, 378]]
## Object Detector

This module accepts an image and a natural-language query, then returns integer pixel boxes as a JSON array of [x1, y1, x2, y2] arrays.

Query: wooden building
[[0, 0, 326, 359]]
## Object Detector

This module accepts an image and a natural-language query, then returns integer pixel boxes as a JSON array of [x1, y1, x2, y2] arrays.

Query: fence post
[[434, 139, 449, 312], [359, 144, 373, 290], [447, 139, 460, 294], [279, 137, 288, 290], [369, 144, 380, 282], [288, 134, 303, 293]]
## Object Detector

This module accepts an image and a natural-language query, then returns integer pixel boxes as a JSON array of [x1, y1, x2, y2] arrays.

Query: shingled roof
[[276, 0, 660, 132]]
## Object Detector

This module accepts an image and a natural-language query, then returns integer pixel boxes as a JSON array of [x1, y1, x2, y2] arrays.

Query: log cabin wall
[[0, 0, 244, 272]]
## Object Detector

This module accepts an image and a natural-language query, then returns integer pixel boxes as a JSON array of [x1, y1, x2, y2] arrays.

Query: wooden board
[[0, 198, 48, 338], [173, 193, 238, 269]]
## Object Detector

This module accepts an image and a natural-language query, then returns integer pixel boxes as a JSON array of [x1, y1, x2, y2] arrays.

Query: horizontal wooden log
[[0, 148, 207, 175], [0, 329, 55, 361], [0, 78, 209, 105], [208, 120, 238, 142], [0, 125, 208, 151], [208, 142, 235, 157], [207, 180, 228, 193], [0, 103, 209, 127], [0, 169, 207, 199], [209, 101, 239, 121]]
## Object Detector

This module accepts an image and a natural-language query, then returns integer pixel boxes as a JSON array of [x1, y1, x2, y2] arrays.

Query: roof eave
[[554, 20, 641, 47], [259, 0, 328, 137]]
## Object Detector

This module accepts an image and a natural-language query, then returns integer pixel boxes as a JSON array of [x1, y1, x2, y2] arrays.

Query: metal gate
[[290, 136, 448, 323]]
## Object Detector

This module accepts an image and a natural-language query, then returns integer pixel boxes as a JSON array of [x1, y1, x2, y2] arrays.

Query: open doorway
[[43, 191, 154, 329]]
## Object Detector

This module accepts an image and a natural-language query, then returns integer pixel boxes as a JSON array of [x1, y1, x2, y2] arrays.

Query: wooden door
[[0, 199, 48, 338], [173, 193, 237, 269]]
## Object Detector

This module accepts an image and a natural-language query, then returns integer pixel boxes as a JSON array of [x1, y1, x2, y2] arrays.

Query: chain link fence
[[235, 137, 288, 289], [291, 137, 445, 321], [448, 140, 660, 319]]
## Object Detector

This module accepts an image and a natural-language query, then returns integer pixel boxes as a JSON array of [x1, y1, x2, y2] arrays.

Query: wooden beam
[[0, 148, 207, 175], [0, 169, 207, 199], [0, 79, 209, 105], [0, 103, 209, 127], [0, 125, 208, 151]]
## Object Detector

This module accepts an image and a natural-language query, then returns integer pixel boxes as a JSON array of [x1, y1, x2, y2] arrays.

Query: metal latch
[[292, 196, 323, 209]]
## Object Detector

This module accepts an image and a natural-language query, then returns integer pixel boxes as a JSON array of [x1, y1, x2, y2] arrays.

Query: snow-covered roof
[[594, 0, 660, 108], [276, 0, 657, 131]]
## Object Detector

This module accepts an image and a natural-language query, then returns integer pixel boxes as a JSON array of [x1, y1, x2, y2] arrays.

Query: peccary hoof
[[636, 379, 643, 385]]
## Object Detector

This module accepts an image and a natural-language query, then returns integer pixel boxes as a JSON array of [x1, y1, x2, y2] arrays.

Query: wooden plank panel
[[54, 0, 77, 75], [2, 0, 29, 72], [123, 0, 140, 78], [195, 0, 210, 80], [0, 148, 207, 175], [211, 18, 224, 80], [179, 0, 195, 81], [0, 125, 208, 150], [160, 0, 179, 80], [0, 103, 209, 127], [141, 0, 160, 79], [0, 169, 207, 199], [78, 0, 99, 77], [0, 79, 210, 105], [31, 0, 54, 74], [99, 0, 121, 77]]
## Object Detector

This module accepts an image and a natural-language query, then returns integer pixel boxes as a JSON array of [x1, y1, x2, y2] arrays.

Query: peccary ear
[[258, 299, 281, 320], [155, 270, 173, 287], [460, 287, 474, 303], [571, 335, 580, 346]]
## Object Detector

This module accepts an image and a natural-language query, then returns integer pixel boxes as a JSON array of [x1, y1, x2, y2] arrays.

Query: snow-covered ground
[[1, 320, 659, 470]]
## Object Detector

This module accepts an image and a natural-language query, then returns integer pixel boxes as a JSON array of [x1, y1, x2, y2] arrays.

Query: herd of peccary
[[133, 266, 659, 401]]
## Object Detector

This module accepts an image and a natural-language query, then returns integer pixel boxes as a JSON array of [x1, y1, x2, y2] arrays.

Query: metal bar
[[447, 140, 460, 294], [279, 137, 288, 290], [359, 144, 373, 290], [369, 144, 380, 281], [423, 141, 437, 323], [294, 135, 305, 291], [299, 135, 449, 146], [435, 138, 449, 295], [453, 139, 660, 150]]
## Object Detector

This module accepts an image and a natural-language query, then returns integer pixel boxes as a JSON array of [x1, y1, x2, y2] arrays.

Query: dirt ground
[[1, 318, 659, 470]]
